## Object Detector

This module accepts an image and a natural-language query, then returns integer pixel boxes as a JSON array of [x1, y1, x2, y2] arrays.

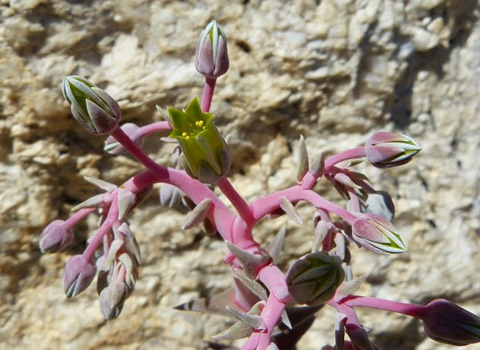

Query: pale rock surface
[[1, 0, 480, 349]]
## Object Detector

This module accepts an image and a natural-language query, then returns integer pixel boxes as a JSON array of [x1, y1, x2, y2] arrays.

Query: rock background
[[1, 0, 480, 349]]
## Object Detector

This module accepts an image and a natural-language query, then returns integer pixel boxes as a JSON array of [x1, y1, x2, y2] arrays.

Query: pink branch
[[239, 266, 291, 350], [251, 186, 357, 224], [324, 147, 366, 170], [65, 208, 96, 227], [137, 121, 172, 137], [201, 78, 217, 112], [82, 193, 119, 260], [300, 171, 319, 190], [123, 169, 236, 242], [342, 295, 425, 318], [218, 177, 253, 224], [257, 265, 291, 303], [111, 128, 237, 241], [243, 295, 287, 350], [327, 298, 361, 326], [298, 147, 367, 192]]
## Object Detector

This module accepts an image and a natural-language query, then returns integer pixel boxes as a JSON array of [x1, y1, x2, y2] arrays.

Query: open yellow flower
[[169, 98, 231, 184]]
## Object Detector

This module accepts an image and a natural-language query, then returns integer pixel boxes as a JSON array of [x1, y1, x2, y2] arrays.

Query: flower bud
[[104, 123, 144, 154], [169, 97, 231, 184], [62, 75, 121, 135], [421, 299, 480, 346], [195, 20, 229, 79], [39, 220, 74, 253], [99, 281, 129, 320], [63, 254, 96, 298], [286, 252, 345, 306], [352, 214, 407, 255], [365, 132, 421, 168]]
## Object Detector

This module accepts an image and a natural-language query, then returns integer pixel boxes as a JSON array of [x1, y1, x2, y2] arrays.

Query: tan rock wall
[[1, 0, 480, 349]]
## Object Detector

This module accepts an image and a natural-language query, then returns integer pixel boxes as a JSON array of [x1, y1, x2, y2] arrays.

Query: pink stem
[[251, 186, 357, 224], [257, 265, 291, 303], [241, 294, 288, 350], [230, 216, 256, 249], [324, 147, 366, 170], [327, 299, 361, 326], [218, 177, 253, 224], [238, 265, 291, 350], [137, 121, 172, 137], [82, 193, 119, 261], [127, 169, 236, 242], [112, 127, 167, 173], [300, 171, 319, 190], [201, 78, 217, 112], [111, 132, 237, 240], [64, 208, 96, 228], [342, 295, 425, 318], [299, 147, 367, 192]]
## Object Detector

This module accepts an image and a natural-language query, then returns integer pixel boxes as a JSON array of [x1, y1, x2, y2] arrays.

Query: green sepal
[[168, 97, 231, 184]]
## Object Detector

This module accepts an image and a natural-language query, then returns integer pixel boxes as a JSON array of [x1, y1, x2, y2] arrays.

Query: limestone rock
[[1, 0, 480, 349]]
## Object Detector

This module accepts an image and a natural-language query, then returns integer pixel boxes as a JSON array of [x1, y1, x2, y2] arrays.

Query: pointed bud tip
[[39, 220, 74, 253], [365, 131, 421, 168], [195, 20, 229, 79], [63, 255, 96, 298], [62, 75, 121, 135], [352, 214, 407, 255]]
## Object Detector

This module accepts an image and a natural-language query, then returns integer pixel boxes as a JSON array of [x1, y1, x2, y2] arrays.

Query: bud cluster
[[97, 222, 140, 320]]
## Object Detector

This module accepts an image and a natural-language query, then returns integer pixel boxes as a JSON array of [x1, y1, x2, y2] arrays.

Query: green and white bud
[[352, 213, 407, 255], [195, 20, 229, 79], [62, 75, 121, 135], [286, 252, 345, 306], [365, 132, 421, 168]]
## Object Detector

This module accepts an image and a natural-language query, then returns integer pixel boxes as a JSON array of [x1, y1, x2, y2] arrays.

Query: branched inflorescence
[[40, 20, 480, 350]]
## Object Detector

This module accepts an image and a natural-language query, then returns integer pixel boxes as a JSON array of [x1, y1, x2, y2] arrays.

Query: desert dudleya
[[62, 75, 121, 135], [365, 131, 421, 168], [286, 252, 345, 306], [168, 97, 231, 184], [195, 20, 229, 79]]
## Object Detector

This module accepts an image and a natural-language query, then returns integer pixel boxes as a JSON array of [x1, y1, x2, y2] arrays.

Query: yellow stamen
[[182, 132, 188, 138], [185, 136, 190, 139], [197, 120, 204, 128]]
